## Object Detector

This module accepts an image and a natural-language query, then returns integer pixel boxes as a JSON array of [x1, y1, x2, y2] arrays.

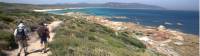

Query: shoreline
[[62, 11, 198, 36]]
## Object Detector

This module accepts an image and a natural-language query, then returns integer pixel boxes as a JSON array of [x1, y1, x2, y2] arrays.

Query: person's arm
[[24, 28, 29, 40], [14, 29, 17, 37], [47, 28, 50, 38], [13, 29, 18, 42], [37, 27, 41, 37]]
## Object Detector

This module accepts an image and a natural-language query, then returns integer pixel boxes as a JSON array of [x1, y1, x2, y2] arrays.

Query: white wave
[[177, 22, 183, 25], [67, 8, 84, 9], [164, 22, 173, 25], [33, 9, 64, 12]]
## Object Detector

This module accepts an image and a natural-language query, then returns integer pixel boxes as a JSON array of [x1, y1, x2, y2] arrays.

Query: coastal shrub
[[0, 21, 10, 29], [0, 15, 14, 22], [135, 31, 144, 36], [0, 30, 17, 50], [0, 11, 2, 13], [0, 51, 7, 56], [115, 32, 146, 48], [110, 31, 146, 49]]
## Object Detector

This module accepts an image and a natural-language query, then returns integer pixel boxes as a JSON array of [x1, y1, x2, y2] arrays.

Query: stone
[[174, 41, 184, 45]]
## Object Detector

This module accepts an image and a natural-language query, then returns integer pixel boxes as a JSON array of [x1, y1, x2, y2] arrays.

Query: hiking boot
[[24, 52, 29, 56], [42, 50, 45, 54]]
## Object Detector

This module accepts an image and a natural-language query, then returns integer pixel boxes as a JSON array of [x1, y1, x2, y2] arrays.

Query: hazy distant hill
[[54, 2, 166, 10], [0, 2, 165, 10], [0, 2, 66, 9]]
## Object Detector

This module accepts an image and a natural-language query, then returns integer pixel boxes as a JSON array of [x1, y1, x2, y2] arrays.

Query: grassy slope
[[49, 17, 159, 56]]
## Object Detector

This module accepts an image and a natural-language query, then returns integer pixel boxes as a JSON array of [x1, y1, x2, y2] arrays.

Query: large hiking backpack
[[38, 26, 49, 38], [16, 28, 26, 41]]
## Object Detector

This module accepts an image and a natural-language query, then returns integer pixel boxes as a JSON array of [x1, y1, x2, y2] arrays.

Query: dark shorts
[[15, 35, 28, 47], [40, 37, 47, 44]]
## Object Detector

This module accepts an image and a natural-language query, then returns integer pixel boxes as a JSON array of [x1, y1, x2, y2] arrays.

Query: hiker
[[37, 22, 50, 53], [14, 21, 29, 56]]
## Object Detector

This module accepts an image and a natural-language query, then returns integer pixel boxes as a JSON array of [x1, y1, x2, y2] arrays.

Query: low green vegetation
[[0, 30, 15, 50], [49, 18, 157, 56]]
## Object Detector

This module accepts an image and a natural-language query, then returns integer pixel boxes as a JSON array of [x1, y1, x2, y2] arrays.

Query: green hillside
[[48, 17, 161, 56]]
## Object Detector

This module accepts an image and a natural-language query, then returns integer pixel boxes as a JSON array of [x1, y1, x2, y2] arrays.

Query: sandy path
[[4, 21, 62, 56]]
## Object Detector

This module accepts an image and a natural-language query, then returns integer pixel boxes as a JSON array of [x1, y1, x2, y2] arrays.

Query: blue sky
[[0, 0, 199, 11]]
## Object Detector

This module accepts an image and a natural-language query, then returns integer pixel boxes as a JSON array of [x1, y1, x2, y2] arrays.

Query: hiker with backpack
[[37, 22, 50, 53], [14, 21, 29, 56]]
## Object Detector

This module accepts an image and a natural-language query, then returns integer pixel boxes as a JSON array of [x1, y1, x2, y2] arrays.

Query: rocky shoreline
[[34, 10, 199, 56]]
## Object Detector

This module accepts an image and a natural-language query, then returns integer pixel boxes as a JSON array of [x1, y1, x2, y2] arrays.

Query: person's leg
[[40, 38, 44, 48], [40, 38, 46, 53], [17, 41, 22, 56], [43, 38, 48, 52], [23, 40, 28, 55]]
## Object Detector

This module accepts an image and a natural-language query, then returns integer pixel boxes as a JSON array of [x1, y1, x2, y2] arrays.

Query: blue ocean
[[47, 8, 199, 35]]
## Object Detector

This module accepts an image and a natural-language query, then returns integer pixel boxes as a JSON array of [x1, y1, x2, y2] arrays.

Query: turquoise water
[[48, 8, 199, 35]]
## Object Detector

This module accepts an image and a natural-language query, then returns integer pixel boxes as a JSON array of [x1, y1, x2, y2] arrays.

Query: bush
[[120, 32, 146, 48], [0, 15, 14, 22], [0, 51, 7, 56], [0, 30, 17, 50]]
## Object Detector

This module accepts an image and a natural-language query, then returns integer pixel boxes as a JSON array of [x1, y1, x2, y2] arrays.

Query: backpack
[[16, 28, 26, 40], [38, 26, 49, 38]]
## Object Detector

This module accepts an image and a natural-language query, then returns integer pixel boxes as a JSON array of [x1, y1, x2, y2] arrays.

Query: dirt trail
[[4, 21, 62, 56]]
